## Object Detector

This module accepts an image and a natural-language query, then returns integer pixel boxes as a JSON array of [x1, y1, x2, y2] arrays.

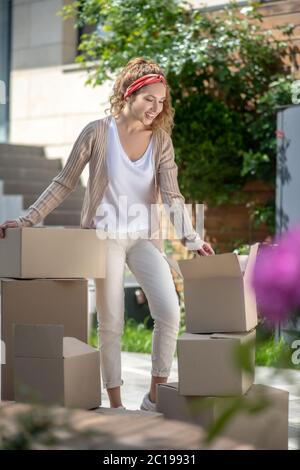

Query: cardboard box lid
[[158, 382, 288, 399], [63, 337, 98, 358], [178, 331, 255, 341], [14, 324, 64, 358], [166, 243, 259, 280], [211, 330, 256, 340], [158, 381, 179, 391]]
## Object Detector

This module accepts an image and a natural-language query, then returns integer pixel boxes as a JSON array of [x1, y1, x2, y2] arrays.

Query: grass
[[121, 318, 153, 353], [89, 315, 184, 355], [89, 315, 300, 368], [89, 315, 154, 353], [256, 337, 300, 369]]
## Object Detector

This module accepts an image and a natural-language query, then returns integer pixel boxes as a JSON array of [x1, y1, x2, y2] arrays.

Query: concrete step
[[0, 166, 61, 182], [0, 143, 45, 158], [3, 180, 85, 197], [23, 193, 84, 210], [0, 144, 85, 228], [44, 210, 81, 226], [0, 154, 62, 171]]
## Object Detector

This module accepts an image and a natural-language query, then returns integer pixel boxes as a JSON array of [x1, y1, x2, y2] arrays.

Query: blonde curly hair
[[105, 57, 175, 135]]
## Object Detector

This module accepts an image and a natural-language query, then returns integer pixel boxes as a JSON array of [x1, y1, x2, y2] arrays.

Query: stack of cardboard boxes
[[159, 244, 289, 449], [0, 227, 106, 409]]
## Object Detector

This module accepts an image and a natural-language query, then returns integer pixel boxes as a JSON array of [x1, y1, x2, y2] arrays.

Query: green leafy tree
[[59, 0, 296, 227]]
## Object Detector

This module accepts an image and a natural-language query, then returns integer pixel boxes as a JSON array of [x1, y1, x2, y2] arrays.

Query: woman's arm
[[15, 122, 96, 227], [158, 133, 205, 251]]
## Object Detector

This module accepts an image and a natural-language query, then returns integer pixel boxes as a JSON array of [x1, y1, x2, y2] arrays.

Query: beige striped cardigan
[[16, 115, 203, 253]]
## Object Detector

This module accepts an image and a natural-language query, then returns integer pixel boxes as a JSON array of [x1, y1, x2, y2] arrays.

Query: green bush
[[60, 0, 296, 233], [256, 336, 300, 369]]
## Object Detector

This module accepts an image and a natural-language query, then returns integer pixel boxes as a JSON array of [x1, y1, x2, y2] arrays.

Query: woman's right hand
[[0, 220, 19, 239], [197, 241, 215, 256]]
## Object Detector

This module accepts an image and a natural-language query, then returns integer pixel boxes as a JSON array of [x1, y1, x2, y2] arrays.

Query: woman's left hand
[[197, 242, 215, 256]]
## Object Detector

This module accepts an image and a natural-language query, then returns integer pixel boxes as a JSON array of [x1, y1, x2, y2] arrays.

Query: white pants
[[95, 233, 181, 389]]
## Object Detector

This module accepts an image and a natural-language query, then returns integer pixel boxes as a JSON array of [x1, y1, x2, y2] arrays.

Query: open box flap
[[177, 252, 242, 279], [166, 244, 259, 281], [63, 337, 97, 358], [237, 255, 248, 273], [244, 243, 260, 282]]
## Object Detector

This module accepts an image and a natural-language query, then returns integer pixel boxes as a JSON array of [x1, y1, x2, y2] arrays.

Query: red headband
[[124, 74, 166, 100]]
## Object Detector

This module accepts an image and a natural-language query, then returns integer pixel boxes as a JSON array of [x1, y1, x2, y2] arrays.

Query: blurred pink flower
[[251, 225, 300, 324]]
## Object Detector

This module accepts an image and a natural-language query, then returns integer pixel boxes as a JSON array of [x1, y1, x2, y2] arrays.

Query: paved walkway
[[100, 352, 300, 450]]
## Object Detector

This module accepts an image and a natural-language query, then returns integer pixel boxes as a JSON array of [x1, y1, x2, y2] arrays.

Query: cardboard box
[[167, 243, 259, 333], [14, 324, 101, 410], [1, 278, 88, 400], [157, 382, 289, 450], [0, 227, 106, 278], [177, 330, 255, 396]]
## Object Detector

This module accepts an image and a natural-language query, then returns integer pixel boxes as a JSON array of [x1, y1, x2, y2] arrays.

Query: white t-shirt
[[93, 117, 157, 236]]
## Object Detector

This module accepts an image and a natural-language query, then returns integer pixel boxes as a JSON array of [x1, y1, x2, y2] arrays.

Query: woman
[[0, 57, 214, 410]]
